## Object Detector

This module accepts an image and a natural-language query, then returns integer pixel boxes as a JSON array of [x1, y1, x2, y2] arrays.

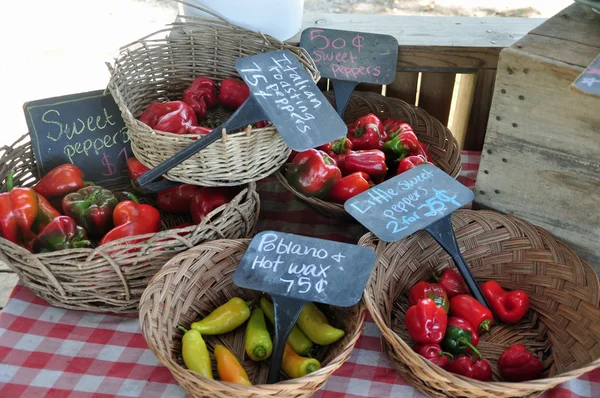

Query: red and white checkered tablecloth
[[1, 152, 599, 398]]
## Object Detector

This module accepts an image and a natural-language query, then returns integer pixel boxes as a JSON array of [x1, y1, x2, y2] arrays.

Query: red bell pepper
[[157, 184, 200, 214], [404, 298, 448, 344], [34, 164, 85, 204], [182, 77, 217, 120], [286, 149, 342, 198], [450, 295, 494, 332], [189, 187, 241, 224], [441, 317, 481, 358], [481, 281, 530, 324], [99, 194, 161, 245], [127, 157, 150, 182], [219, 78, 250, 110], [139, 101, 198, 135], [187, 126, 212, 136], [32, 215, 90, 253], [413, 141, 433, 162], [435, 268, 469, 298], [318, 137, 353, 156], [413, 343, 453, 369], [382, 129, 420, 161], [448, 356, 493, 381], [341, 150, 387, 183], [396, 155, 427, 175], [408, 281, 450, 313], [62, 186, 118, 238], [498, 344, 544, 382], [254, 120, 270, 128], [0, 172, 61, 251], [326, 172, 372, 204], [383, 119, 413, 137], [347, 114, 385, 150]]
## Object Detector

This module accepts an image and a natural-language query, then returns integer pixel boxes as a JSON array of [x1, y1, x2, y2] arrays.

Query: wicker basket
[[106, 8, 320, 187], [276, 91, 462, 218], [139, 239, 364, 398], [0, 134, 260, 312], [359, 209, 600, 398]]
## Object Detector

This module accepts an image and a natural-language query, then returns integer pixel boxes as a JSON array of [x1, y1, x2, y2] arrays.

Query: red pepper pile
[[405, 268, 542, 382], [138, 76, 268, 135], [285, 113, 434, 203], [0, 161, 242, 254]]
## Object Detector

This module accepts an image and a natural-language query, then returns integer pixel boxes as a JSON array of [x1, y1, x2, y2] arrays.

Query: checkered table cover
[[1, 152, 598, 398]]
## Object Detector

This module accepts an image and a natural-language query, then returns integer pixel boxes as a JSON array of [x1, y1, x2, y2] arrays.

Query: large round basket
[[276, 91, 462, 218], [0, 134, 260, 312], [139, 239, 364, 398], [359, 209, 600, 398], [106, 8, 319, 187]]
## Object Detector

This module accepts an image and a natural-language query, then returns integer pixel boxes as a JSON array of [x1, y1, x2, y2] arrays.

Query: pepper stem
[[479, 319, 491, 332], [244, 300, 253, 308], [125, 192, 140, 204], [305, 361, 319, 374], [432, 271, 442, 282], [438, 351, 454, 359], [177, 325, 189, 334], [5, 171, 14, 192], [253, 346, 267, 359], [460, 338, 482, 359], [83, 181, 95, 187]]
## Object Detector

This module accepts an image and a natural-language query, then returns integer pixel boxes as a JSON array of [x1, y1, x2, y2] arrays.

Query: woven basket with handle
[[106, 6, 320, 187], [139, 239, 364, 398], [276, 91, 462, 218], [360, 209, 600, 398], [0, 134, 260, 312]]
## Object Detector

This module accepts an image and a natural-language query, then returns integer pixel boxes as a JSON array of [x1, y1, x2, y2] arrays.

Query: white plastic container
[[179, 0, 305, 42]]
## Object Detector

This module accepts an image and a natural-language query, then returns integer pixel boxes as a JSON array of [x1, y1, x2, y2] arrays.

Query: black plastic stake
[[137, 96, 266, 193], [267, 296, 307, 384], [331, 80, 358, 118], [425, 215, 490, 309]]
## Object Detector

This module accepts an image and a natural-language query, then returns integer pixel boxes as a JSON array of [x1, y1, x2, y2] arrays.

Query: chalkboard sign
[[300, 28, 398, 85], [345, 164, 474, 243], [24, 90, 132, 186], [235, 50, 347, 151], [233, 231, 376, 307], [571, 53, 600, 97]]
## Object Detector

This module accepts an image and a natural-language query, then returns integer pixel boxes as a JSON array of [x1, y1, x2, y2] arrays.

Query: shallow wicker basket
[[0, 134, 260, 312], [106, 8, 320, 187], [360, 209, 600, 398], [276, 91, 462, 218], [139, 239, 364, 398]]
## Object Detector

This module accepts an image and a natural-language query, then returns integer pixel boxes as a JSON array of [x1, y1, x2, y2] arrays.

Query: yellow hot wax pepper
[[191, 297, 251, 335], [282, 343, 321, 379], [177, 326, 213, 379], [297, 302, 345, 345], [244, 308, 273, 361], [260, 297, 314, 356]]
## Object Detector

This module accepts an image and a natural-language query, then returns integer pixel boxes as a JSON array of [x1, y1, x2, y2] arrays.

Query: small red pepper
[[397, 155, 427, 175], [435, 268, 469, 298], [126, 157, 150, 182], [62, 186, 118, 238], [481, 281, 530, 324], [409, 282, 450, 313], [99, 194, 161, 245], [498, 344, 544, 382], [383, 119, 413, 137], [254, 120, 270, 128], [34, 164, 85, 203], [382, 130, 420, 161], [413, 343, 453, 369], [318, 137, 353, 157], [405, 298, 448, 344], [139, 101, 198, 135], [347, 114, 385, 150], [450, 295, 494, 332], [326, 172, 372, 204], [286, 149, 342, 198], [32, 215, 90, 253], [182, 77, 217, 120], [441, 317, 481, 358], [219, 78, 250, 110], [189, 186, 241, 224], [157, 184, 200, 214], [448, 356, 493, 381], [413, 141, 433, 162], [341, 150, 387, 183]]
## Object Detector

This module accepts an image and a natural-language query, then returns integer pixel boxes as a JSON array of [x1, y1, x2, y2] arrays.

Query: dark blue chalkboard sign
[[24, 90, 132, 186]]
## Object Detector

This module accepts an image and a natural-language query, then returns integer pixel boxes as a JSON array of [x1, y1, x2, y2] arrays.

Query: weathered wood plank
[[418, 72, 456, 125], [448, 74, 477, 151], [386, 72, 419, 104], [465, 70, 497, 151], [530, 4, 600, 48], [514, 34, 600, 69]]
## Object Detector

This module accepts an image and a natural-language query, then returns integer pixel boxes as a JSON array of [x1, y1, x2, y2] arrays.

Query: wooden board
[[465, 70, 497, 151], [417, 72, 456, 125], [385, 72, 420, 104], [448, 74, 477, 151], [476, 4, 600, 273]]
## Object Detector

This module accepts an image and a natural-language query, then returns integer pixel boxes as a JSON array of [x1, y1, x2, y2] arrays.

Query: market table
[[0, 152, 598, 398]]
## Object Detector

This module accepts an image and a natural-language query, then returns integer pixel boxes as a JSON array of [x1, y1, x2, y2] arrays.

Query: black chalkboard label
[[345, 164, 474, 242], [234, 50, 347, 151], [233, 231, 376, 307], [571, 54, 600, 97], [24, 90, 132, 186], [300, 28, 398, 85]]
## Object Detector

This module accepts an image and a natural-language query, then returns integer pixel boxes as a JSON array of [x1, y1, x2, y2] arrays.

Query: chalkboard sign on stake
[[23, 90, 133, 186], [232, 231, 376, 383], [571, 53, 600, 97], [300, 28, 399, 117], [137, 49, 347, 193], [345, 164, 490, 309]]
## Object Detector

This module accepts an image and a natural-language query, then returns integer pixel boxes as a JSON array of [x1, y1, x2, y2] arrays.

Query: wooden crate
[[474, 4, 600, 272]]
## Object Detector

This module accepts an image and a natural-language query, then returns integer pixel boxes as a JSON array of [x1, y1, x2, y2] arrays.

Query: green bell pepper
[[62, 186, 118, 238]]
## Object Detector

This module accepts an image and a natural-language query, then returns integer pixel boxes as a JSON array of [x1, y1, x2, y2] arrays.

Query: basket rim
[[359, 209, 600, 393], [139, 238, 366, 393]]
